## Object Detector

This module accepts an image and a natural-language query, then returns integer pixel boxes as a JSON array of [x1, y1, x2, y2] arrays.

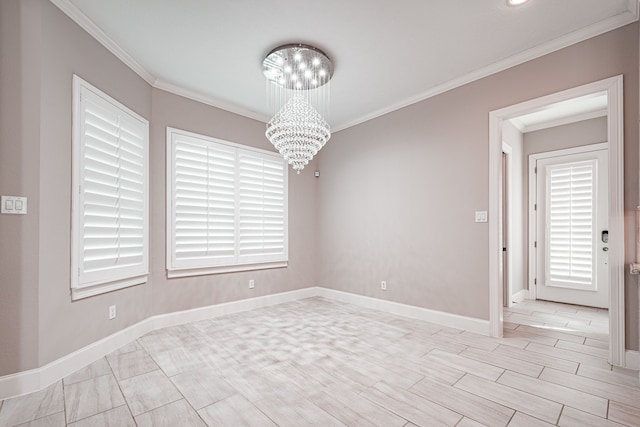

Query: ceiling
[[509, 92, 608, 133], [52, 0, 637, 132]]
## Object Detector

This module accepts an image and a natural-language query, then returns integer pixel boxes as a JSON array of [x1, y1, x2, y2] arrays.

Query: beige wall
[[523, 116, 608, 155], [0, 0, 317, 375], [35, 0, 154, 368], [149, 89, 318, 316], [0, 0, 41, 374], [317, 24, 639, 349]]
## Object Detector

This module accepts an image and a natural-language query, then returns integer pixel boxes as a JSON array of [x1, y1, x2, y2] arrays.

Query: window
[[166, 127, 288, 277], [71, 75, 149, 300], [546, 160, 596, 288]]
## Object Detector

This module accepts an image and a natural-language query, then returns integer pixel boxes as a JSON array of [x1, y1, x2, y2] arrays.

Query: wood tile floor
[[1, 297, 638, 426]]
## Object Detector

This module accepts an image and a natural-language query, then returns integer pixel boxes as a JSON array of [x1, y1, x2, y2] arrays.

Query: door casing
[[488, 75, 625, 366], [502, 142, 513, 308]]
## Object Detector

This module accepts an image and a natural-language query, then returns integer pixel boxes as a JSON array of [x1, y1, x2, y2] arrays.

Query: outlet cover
[[249, 280, 255, 289], [381, 281, 387, 291], [109, 305, 116, 319]]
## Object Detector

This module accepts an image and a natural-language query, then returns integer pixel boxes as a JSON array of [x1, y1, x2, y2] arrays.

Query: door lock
[[601, 230, 608, 243], [603, 247, 609, 251]]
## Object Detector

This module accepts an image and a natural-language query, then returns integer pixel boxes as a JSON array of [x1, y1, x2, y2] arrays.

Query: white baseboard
[[316, 288, 490, 336], [512, 289, 529, 304], [0, 316, 154, 401], [0, 287, 316, 401], [625, 349, 639, 371], [9, 286, 635, 401], [151, 287, 318, 330]]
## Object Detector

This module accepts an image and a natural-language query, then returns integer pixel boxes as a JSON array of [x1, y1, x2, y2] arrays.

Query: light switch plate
[[1, 196, 27, 214], [475, 211, 488, 222]]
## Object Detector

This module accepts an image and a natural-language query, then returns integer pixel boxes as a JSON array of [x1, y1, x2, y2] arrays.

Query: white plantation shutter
[[171, 134, 236, 267], [72, 76, 149, 299], [167, 128, 288, 275], [238, 150, 286, 263], [546, 160, 596, 289]]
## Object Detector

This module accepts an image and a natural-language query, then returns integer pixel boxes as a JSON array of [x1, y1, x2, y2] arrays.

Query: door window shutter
[[72, 76, 149, 299], [546, 160, 596, 288]]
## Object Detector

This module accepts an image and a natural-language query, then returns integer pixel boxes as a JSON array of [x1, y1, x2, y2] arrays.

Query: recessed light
[[508, 0, 529, 5]]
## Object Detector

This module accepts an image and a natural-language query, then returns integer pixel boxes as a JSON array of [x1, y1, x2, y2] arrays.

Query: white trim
[[154, 80, 270, 124], [528, 143, 609, 160], [49, 0, 637, 132], [71, 275, 148, 300], [332, 10, 637, 132], [49, 0, 156, 85], [489, 112, 504, 338], [514, 108, 608, 134], [151, 287, 317, 330], [316, 288, 490, 336], [607, 76, 626, 367], [167, 262, 288, 279], [502, 142, 514, 308], [0, 287, 316, 401], [625, 350, 639, 371], [489, 76, 626, 367], [512, 289, 529, 304], [528, 154, 538, 300], [0, 286, 493, 400]]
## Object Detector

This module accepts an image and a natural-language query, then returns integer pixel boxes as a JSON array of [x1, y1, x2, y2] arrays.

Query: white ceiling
[[509, 92, 608, 133], [53, 0, 637, 131]]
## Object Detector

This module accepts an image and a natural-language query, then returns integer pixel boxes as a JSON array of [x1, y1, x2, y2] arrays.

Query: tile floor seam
[[61, 380, 68, 427], [106, 351, 137, 426], [555, 404, 565, 425]]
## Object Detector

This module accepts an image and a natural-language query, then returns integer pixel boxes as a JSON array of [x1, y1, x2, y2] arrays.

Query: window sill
[[167, 261, 288, 279], [71, 274, 148, 301]]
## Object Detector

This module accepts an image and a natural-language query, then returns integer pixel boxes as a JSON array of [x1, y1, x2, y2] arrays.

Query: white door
[[535, 149, 608, 308]]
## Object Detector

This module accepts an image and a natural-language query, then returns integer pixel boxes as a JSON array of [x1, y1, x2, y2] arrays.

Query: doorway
[[488, 75, 625, 366], [532, 145, 609, 309]]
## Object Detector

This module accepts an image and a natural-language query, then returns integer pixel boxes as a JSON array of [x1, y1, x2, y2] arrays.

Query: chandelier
[[263, 44, 334, 173]]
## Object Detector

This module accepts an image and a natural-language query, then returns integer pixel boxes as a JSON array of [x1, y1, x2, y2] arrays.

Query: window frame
[[166, 127, 288, 278], [71, 75, 150, 300]]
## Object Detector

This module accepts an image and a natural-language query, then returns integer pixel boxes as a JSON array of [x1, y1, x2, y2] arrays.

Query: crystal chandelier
[[263, 44, 334, 173]]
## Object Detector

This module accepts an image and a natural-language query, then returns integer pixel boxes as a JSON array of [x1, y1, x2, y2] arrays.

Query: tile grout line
[[106, 353, 139, 426], [62, 380, 68, 427], [555, 404, 565, 425]]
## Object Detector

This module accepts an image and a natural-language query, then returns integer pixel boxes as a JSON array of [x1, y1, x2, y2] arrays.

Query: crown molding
[[332, 6, 639, 132], [50, 0, 638, 132], [49, 0, 157, 85], [153, 79, 270, 123]]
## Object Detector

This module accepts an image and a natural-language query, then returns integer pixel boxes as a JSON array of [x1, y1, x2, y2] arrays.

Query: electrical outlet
[[249, 279, 255, 289], [108, 305, 116, 320], [381, 281, 387, 291]]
